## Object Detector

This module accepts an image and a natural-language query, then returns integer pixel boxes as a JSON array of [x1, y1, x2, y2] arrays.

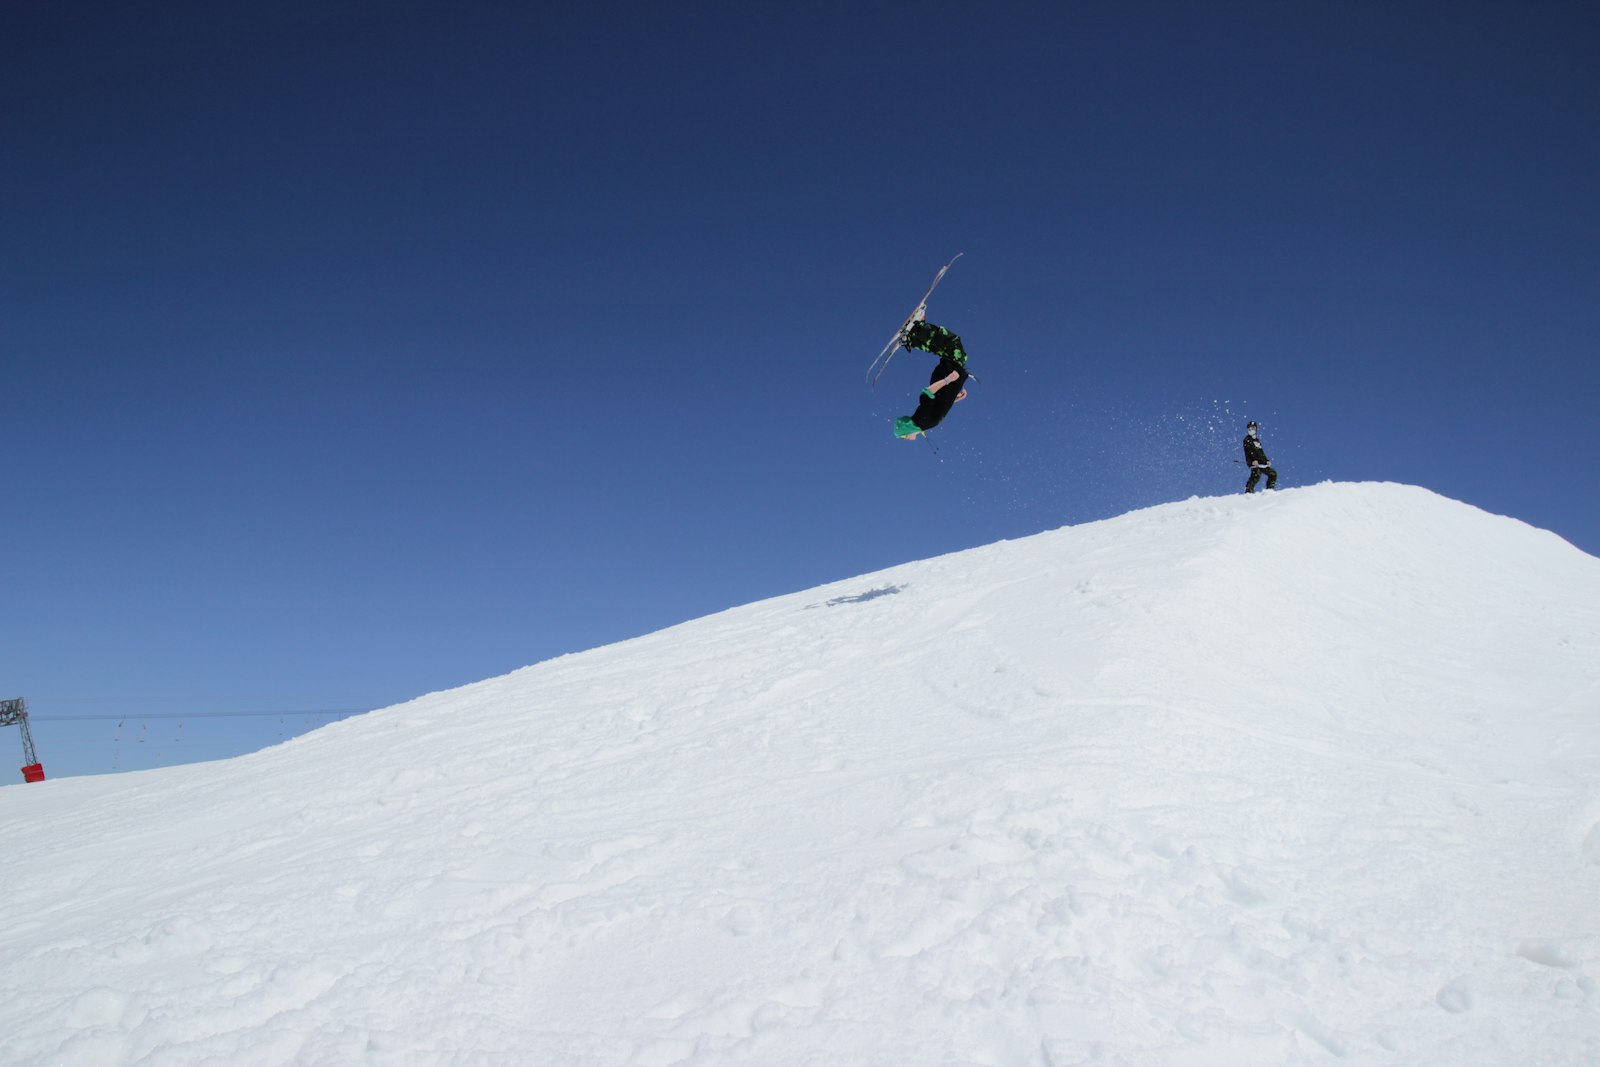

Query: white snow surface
[[4, 482, 1599, 1067]]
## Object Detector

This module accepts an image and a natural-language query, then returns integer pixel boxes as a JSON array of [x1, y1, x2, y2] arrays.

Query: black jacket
[[910, 357, 969, 432], [1243, 433, 1271, 467]]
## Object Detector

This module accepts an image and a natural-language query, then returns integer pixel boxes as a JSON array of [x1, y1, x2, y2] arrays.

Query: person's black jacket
[[1243, 434, 1270, 467], [910, 358, 968, 432]]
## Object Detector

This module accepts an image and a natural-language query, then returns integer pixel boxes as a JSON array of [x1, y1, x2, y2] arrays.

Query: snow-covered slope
[[4, 483, 1598, 1067]]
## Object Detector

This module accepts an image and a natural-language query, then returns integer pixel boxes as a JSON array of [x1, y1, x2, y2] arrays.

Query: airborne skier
[[893, 319, 971, 440]]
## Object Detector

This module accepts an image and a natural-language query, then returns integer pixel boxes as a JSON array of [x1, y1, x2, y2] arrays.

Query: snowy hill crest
[[4, 483, 1598, 1066]]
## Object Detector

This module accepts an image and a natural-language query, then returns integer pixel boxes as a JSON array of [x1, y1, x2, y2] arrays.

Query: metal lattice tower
[[2, 697, 44, 780]]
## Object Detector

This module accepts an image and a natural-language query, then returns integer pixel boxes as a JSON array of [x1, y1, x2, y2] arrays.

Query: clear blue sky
[[5, 2, 1597, 778]]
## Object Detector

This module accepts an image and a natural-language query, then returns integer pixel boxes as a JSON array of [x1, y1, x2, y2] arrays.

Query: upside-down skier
[[893, 319, 970, 440]]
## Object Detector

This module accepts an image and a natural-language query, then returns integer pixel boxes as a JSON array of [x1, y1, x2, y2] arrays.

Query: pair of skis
[[866, 253, 963, 386]]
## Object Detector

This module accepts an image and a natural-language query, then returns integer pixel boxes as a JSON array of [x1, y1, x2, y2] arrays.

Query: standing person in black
[[1243, 421, 1277, 493]]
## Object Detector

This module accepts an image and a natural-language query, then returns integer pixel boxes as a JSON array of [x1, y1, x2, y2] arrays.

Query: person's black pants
[[904, 322, 966, 363], [1245, 466, 1277, 492]]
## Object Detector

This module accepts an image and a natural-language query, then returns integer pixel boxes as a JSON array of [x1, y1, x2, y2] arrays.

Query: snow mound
[[4, 482, 1598, 1066]]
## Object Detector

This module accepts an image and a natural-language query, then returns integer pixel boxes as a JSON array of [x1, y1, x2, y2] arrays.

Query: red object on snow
[[21, 763, 44, 783]]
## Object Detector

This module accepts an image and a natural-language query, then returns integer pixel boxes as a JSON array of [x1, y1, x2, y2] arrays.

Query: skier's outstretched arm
[[922, 370, 962, 398]]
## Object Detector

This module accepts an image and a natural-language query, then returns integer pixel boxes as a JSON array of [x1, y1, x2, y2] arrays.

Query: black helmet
[[1246, 421, 1259, 430]]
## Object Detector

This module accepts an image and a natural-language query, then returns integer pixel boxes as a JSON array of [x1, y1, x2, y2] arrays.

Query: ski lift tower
[[1, 698, 45, 782]]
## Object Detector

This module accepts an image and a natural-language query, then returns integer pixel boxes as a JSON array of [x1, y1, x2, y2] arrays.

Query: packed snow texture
[[3, 483, 1598, 1066]]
